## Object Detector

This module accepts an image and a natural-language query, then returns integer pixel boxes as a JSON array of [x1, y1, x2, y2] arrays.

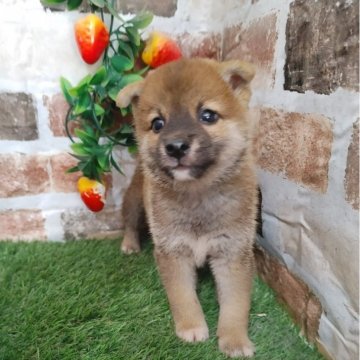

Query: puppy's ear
[[218, 60, 255, 107], [115, 80, 144, 109]]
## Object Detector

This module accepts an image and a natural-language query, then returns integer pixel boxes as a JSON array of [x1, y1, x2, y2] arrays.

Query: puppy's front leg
[[154, 250, 209, 342], [211, 252, 255, 358]]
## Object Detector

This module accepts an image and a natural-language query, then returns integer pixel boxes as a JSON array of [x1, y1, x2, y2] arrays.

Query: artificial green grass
[[0, 239, 323, 360]]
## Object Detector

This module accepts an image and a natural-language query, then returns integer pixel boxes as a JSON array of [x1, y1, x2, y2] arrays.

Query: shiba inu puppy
[[116, 58, 257, 358]]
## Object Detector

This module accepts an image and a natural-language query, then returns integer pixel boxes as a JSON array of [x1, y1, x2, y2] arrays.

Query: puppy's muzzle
[[164, 139, 190, 160]]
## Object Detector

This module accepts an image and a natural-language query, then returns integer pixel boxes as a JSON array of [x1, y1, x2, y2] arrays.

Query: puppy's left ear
[[115, 80, 144, 109], [218, 60, 256, 107]]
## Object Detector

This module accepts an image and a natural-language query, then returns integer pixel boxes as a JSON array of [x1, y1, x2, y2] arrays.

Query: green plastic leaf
[[66, 165, 80, 173], [119, 74, 143, 88], [111, 55, 134, 73], [128, 143, 138, 154], [126, 27, 141, 47], [105, 68, 122, 87], [105, 1, 120, 19], [119, 123, 133, 134], [110, 155, 124, 174], [130, 12, 153, 29], [120, 106, 129, 117], [108, 74, 143, 102], [118, 41, 134, 61], [135, 66, 149, 76], [95, 85, 107, 100], [69, 153, 90, 161], [94, 104, 105, 116], [89, 0, 105, 7], [74, 128, 98, 146], [60, 77, 74, 105], [67, 0, 82, 10], [73, 92, 92, 115], [108, 86, 122, 102], [90, 66, 107, 85], [68, 74, 92, 97], [78, 74, 92, 87], [71, 143, 92, 156], [97, 153, 110, 171]]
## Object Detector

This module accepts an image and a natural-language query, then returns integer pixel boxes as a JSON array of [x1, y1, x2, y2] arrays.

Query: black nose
[[165, 140, 190, 159]]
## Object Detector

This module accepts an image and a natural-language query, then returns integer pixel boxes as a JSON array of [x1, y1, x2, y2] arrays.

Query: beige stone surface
[[223, 13, 278, 88], [50, 153, 80, 193], [345, 120, 359, 210], [255, 245, 322, 343], [178, 33, 222, 60], [253, 108, 333, 193], [0, 92, 38, 140], [0, 210, 47, 241], [0, 154, 50, 198], [43, 93, 70, 137], [61, 207, 122, 241]]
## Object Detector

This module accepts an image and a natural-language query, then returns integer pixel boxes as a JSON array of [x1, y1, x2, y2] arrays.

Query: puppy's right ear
[[115, 80, 144, 109]]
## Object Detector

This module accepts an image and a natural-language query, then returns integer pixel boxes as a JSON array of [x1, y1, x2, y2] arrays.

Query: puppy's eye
[[151, 117, 165, 133], [199, 109, 219, 124]]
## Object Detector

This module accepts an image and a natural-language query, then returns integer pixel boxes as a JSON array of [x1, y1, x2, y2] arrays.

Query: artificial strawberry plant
[[43, 0, 153, 182], [43, 0, 181, 211]]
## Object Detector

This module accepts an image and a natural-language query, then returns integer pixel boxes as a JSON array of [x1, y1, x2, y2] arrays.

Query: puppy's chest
[[152, 190, 233, 234], [148, 189, 240, 265]]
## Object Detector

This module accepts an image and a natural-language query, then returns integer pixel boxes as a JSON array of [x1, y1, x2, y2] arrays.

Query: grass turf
[[0, 239, 323, 360]]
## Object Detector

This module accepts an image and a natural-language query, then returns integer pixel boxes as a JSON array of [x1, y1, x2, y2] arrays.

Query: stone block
[[178, 33, 221, 60], [253, 108, 333, 193], [43, 93, 70, 137], [223, 13, 278, 88], [345, 119, 359, 209], [284, 0, 359, 94], [61, 207, 122, 240], [0, 92, 38, 141], [116, 0, 177, 17], [42, 0, 177, 17], [0, 154, 50, 198], [50, 153, 80, 193], [255, 245, 322, 342], [0, 210, 47, 241]]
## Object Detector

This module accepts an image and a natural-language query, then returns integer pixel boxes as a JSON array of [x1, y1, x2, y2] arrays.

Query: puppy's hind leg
[[121, 165, 145, 254]]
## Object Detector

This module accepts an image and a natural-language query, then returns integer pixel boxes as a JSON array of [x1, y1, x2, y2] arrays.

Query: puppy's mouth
[[162, 159, 215, 181]]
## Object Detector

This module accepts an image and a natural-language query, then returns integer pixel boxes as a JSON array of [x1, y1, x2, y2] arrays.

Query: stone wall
[[0, 1, 358, 359]]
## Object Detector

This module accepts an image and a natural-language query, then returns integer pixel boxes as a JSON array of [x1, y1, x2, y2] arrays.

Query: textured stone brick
[[284, 0, 359, 94], [42, 0, 177, 17], [345, 120, 359, 209], [178, 33, 221, 60], [306, 294, 323, 342], [255, 245, 322, 342], [50, 153, 80, 193], [49, 153, 113, 193], [223, 13, 278, 88], [253, 108, 333, 193], [0, 92, 38, 140], [0, 210, 46, 241], [116, 0, 177, 17], [0, 154, 50, 198], [61, 207, 122, 240], [43, 93, 70, 137]]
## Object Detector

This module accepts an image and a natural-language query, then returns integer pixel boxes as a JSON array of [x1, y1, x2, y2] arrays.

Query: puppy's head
[[116, 58, 255, 185]]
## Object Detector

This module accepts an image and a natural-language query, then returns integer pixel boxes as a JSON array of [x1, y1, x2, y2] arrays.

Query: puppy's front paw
[[121, 235, 140, 254], [218, 335, 255, 358], [176, 324, 209, 343]]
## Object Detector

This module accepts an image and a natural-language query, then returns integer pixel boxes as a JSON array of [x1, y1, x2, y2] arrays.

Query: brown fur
[[116, 58, 258, 358]]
